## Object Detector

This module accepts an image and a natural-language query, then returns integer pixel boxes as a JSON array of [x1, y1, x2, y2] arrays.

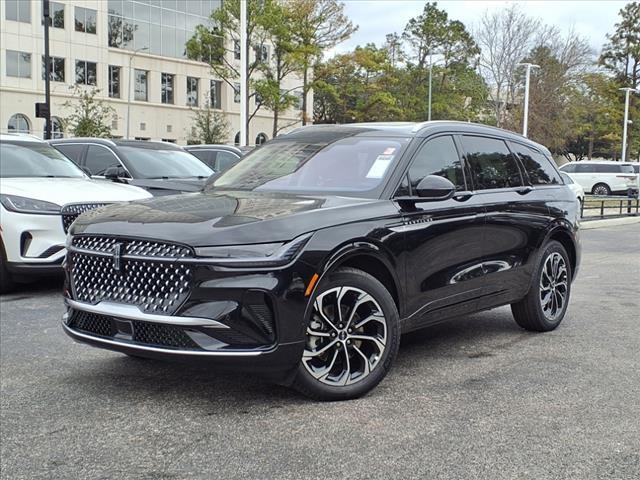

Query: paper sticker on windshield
[[366, 155, 394, 179]]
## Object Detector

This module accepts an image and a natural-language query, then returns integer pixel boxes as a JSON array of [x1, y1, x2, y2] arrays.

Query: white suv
[[559, 160, 638, 196], [0, 134, 151, 292]]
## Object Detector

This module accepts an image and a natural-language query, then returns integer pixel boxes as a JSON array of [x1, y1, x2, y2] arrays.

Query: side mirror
[[103, 165, 127, 181], [415, 175, 456, 201]]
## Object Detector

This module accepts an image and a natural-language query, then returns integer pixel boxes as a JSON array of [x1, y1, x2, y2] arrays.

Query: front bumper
[[62, 257, 313, 373]]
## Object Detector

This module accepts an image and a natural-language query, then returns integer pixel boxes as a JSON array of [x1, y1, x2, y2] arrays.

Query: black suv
[[62, 122, 580, 400], [49, 139, 213, 196]]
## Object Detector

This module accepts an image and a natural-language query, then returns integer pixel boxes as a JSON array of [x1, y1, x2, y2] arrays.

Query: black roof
[[281, 121, 547, 153]]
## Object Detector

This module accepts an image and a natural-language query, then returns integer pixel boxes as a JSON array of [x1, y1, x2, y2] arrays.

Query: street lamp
[[517, 63, 540, 137], [126, 46, 148, 140], [619, 87, 638, 162], [428, 52, 445, 122]]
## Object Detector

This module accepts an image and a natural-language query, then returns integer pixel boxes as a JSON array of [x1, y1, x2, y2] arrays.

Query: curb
[[580, 216, 640, 230]]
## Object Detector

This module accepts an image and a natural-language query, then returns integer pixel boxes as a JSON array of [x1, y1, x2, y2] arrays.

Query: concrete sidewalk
[[580, 216, 640, 230]]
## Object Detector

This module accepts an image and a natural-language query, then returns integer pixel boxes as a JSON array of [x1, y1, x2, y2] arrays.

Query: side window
[[406, 135, 465, 193], [85, 145, 121, 175], [594, 164, 619, 173], [54, 143, 84, 163], [575, 164, 594, 173], [461, 136, 523, 190], [561, 163, 576, 173], [190, 149, 215, 169], [216, 151, 239, 171], [510, 142, 560, 185]]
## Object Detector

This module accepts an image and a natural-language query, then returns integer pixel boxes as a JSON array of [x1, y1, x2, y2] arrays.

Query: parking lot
[[0, 223, 638, 480]]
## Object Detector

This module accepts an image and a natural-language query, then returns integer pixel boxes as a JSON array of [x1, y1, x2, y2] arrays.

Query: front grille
[[67, 310, 199, 350], [61, 203, 111, 233], [132, 321, 198, 349], [69, 236, 194, 314], [69, 310, 116, 337]]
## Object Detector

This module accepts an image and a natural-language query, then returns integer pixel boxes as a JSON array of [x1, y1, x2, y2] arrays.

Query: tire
[[0, 242, 15, 295], [511, 241, 571, 332], [592, 183, 610, 196], [292, 267, 400, 401]]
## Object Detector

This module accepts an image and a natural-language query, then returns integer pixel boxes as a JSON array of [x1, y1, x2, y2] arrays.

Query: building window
[[162, 138, 177, 144], [254, 44, 269, 63], [233, 40, 241, 60], [51, 116, 64, 139], [161, 73, 175, 104], [210, 80, 222, 109], [6, 51, 31, 78], [256, 133, 268, 145], [234, 82, 241, 103], [295, 92, 304, 110], [255, 91, 263, 105], [75, 6, 96, 34], [75, 60, 97, 85], [42, 56, 65, 82], [6, 0, 31, 23], [7, 114, 31, 133], [187, 77, 199, 107], [109, 66, 121, 98], [42, 2, 64, 28], [135, 69, 148, 101]]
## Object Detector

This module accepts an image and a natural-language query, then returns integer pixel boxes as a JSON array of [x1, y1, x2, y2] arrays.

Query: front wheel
[[292, 267, 400, 401], [511, 241, 571, 332]]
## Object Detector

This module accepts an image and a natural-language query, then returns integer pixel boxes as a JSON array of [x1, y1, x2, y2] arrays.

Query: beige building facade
[[0, 0, 307, 145]]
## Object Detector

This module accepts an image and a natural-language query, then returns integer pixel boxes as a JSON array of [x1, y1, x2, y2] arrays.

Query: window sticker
[[366, 154, 394, 179]]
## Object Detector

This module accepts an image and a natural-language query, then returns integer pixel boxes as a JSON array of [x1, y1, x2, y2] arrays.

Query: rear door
[[460, 135, 554, 307], [52, 143, 86, 166], [396, 134, 487, 331]]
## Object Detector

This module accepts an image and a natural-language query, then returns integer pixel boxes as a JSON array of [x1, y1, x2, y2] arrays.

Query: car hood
[[127, 178, 207, 195], [0, 177, 152, 206], [71, 190, 396, 246]]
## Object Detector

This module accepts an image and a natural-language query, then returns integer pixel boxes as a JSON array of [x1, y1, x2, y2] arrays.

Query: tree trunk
[[302, 66, 308, 126], [272, 106, 279, 138], [588, 130, 594, 160]]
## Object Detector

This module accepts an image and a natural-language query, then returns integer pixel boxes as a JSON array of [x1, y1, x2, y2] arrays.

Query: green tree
[[287, 0, 357, 124], [62, 87, 114, 138], [187, 102, 230, 145], [600, 2, 640, 160]]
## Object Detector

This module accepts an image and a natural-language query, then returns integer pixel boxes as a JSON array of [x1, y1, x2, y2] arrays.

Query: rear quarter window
[[53, 143, 85, 162], [510, 142, 560, 185]]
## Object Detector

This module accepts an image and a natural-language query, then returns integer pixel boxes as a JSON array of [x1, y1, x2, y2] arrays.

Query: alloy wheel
[[593, 185, 609, 196], [303, 286, 387, 386], [539, 252, 568, 321]]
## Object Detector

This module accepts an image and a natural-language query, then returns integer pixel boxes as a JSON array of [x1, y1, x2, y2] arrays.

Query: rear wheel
[[511, 241, 571, 332], [293, 267, 400, 401], [592, 183, 610, 196]]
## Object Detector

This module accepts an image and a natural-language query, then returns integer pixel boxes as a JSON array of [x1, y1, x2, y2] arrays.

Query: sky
[[331, 0, 628, 56]]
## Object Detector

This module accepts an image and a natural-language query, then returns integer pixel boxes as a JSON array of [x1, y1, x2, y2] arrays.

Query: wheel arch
[[544, 226, 577, 278], [307, 242, 403, 318]]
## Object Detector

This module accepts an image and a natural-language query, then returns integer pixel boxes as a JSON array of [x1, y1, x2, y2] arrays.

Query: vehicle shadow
[[1, 275, 64, 298], [64, 307, 530, 406]]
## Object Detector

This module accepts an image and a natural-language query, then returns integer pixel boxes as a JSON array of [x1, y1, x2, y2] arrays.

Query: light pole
[[517, 63, 540, 137], [619, 87, 638, 162], [239, 0, 247, 146], [427, 53, 445, 122], [126, 46, 148, 140]]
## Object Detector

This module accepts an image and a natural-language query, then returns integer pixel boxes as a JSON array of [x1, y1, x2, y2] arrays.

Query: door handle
[[516, 186, 533, 195], [453, 190, 474, 201]]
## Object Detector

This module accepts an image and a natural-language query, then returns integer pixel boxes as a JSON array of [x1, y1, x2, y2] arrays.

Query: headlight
[[0, 194, 61, 214], [195, 233, 312, 267]]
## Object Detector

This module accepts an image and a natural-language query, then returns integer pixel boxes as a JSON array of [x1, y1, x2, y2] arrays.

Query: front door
[[396, 134, 487, 332]]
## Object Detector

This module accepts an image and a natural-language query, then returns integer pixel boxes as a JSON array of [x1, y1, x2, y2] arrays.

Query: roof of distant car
[[48, 138, 185, 150], [0, 133, 45, 143]]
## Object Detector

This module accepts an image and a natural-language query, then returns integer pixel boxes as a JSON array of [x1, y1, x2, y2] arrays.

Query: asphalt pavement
[[1, 223, 639, 479]]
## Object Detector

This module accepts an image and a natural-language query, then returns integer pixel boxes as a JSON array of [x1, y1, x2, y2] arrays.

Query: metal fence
[[581, 194, 640, 220]]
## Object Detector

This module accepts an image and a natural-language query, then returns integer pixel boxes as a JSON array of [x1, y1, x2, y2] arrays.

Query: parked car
[[184, 144, 243, 173], [0, 134, 151, 293], [62, 122, 580, 400], [559, 160, 638, 196], [560, 172, 585, 205], [49, 139, 214, 196]]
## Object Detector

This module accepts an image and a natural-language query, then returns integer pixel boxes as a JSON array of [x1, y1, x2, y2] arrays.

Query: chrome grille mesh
[[61, 203, 110, 233], [70, 236, 194, 314]]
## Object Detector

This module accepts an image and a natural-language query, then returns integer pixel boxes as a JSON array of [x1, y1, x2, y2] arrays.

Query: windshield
[[560, 172, 573, 184], [119, 146, 213, 179], [0, 142, 85, 178], [209, 136, 409, 196]]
